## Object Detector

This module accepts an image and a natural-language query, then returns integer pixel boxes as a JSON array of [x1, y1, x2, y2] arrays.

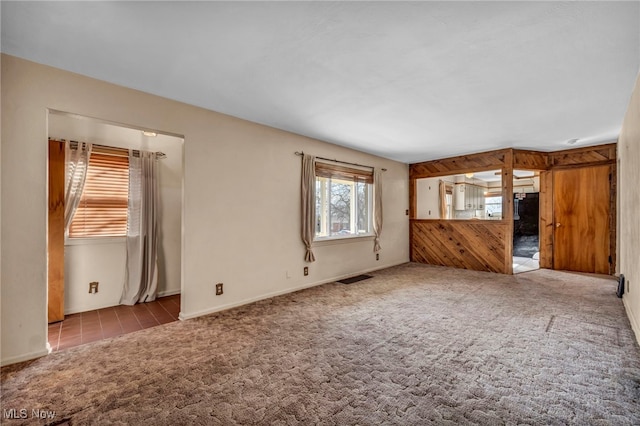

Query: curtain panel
[[301, 154, 316, 262], [64, 141, 92, 237], [373, 168, 383, 252], [121, 151, 159, 305]]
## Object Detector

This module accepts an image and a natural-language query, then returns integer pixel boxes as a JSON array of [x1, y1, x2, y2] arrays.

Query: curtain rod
[[295, 151, 386, 171], [65, 139, 167, 159]]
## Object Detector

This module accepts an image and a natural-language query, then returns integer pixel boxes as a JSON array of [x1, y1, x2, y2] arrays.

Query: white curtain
[[373, 168, 383, 252], [121, 151, 159, 305], [301, 154, 316, 262], [64, 141, 92, 237]]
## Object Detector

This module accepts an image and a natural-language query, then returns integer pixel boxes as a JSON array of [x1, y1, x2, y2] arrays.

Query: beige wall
[[619, 71, 640, 343], [0, 55, 410, 365]]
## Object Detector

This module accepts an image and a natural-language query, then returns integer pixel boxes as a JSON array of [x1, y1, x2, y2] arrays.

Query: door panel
[[553, 166, 610, 274], [48, 140, 65, 323]]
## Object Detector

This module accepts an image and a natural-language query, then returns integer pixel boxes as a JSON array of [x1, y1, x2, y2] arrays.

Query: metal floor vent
[[338, 274, 373, 285]]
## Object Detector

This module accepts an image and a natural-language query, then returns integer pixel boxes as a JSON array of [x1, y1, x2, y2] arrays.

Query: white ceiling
[[2, 1, 639, 163]]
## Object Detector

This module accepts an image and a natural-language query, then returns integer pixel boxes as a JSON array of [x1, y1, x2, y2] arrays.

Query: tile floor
[[513, 256, 540, 274], [48, 294, 180, 352]]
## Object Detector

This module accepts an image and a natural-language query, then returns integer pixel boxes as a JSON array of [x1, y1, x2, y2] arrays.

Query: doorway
[[512, 170, 541, 274], [46, 111, 184, 348], [552, 165, 611, 274]]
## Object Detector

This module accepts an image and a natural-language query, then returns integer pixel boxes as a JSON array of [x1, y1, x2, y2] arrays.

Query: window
[[485, 195, 502, 219], [69, 152, 129, 238], [314, 162, 373, 239]]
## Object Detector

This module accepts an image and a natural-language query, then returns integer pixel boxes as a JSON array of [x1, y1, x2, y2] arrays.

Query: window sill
[[313, 234, 375, 246], [65, 236, 126, 246]]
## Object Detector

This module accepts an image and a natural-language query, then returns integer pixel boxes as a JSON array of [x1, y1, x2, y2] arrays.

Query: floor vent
[[338, 275, 373, 285]]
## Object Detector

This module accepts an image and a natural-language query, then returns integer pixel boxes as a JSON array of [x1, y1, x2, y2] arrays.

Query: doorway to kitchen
[[512, 170, 541, 274]]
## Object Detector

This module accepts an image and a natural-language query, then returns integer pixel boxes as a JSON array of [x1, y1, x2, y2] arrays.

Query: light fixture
[[465, 173, 474, 178], [142, 131, 157, 137]]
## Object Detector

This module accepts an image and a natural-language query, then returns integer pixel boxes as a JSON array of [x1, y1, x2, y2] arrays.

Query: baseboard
[[623, 296, 640, 345], [1, 348, 49, 367], [179, 261, 407, 321], [157, 289, 181, 298]]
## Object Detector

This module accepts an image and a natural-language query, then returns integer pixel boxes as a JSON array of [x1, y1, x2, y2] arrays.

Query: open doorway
[[47, 111, 184, 350], [512, 170, 541, 274]]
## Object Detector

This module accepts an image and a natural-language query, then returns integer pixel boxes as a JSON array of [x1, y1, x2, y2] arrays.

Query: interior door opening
[[512, 170, 541, 274], [46, 111, 184, 351]]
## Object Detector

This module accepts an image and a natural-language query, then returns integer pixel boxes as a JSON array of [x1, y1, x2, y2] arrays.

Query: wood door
[[48, 140, 65, 322], [553, 165, 611, 274]]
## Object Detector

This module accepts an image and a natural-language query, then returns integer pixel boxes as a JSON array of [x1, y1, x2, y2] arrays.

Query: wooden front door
[[48, 139, 65, 322], [553, 165, 611, 274]]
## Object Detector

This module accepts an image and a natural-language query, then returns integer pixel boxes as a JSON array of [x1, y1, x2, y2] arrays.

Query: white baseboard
[[179, 261, 407, 321], [1, 348, 50, 367], [623, 296, 640, 345]]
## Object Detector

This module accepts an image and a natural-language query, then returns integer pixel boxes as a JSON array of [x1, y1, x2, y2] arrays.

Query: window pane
[[314, 174, 373, 239], [329, 180, 351, 235], [356, 181, 369, 233]]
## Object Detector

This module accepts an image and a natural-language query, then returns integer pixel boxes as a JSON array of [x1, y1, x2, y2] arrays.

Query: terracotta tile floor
[[48, 294, 181, 352]]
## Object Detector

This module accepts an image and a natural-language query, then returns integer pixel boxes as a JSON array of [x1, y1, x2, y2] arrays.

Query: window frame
[[313, 161, 374, 241]]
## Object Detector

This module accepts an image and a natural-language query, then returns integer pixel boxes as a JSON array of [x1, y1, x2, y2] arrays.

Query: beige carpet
[[2, 263, 639, 425]]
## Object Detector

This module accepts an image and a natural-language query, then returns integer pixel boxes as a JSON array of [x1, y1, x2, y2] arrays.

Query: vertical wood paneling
[[609, 163, 617, 274], [538, 170, 554, 269], [553, 166, 611, 274], [502, 151, 514, 274], [411, 220, 508, 273], [48, 140, 65, 323]]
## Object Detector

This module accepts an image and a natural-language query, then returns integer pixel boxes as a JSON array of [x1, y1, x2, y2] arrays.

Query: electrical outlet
[[376, 253, 379, 261], [215, 283, 223, 295], [88, 281, 99, 294], [304, 267, 309, 276]]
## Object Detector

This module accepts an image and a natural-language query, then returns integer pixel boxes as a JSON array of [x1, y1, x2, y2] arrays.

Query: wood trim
[[410, 148, 509, 179], [538, 170, 553, 269], [48, 140, 65, 323], [548, 143, 616, 169], [609, 163, 617, 275], [502, 150, 514, 274], [513, 149, 549, 170]]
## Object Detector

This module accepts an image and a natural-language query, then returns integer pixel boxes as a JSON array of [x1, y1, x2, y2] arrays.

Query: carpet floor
[[2, 263, 639, 425]]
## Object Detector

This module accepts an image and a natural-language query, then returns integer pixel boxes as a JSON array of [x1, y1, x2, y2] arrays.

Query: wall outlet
[[88, 281, 99, 294], [215, 283, 223, 295], [376, 253, 379, 261], [304, 266, 309, 276]]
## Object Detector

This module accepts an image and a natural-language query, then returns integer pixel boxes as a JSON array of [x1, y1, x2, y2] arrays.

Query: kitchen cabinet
[[454, 183, 485, 211]]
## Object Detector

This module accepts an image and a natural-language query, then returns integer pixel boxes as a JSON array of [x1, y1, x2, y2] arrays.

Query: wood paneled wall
[[410, 149, 508, 179], [409, 143, 617, 275], [412, 220, 508, 273]]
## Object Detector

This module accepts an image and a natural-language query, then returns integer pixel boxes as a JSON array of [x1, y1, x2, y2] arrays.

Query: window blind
[[69, 153, 129, 238], [315, 161, 374, 184]]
